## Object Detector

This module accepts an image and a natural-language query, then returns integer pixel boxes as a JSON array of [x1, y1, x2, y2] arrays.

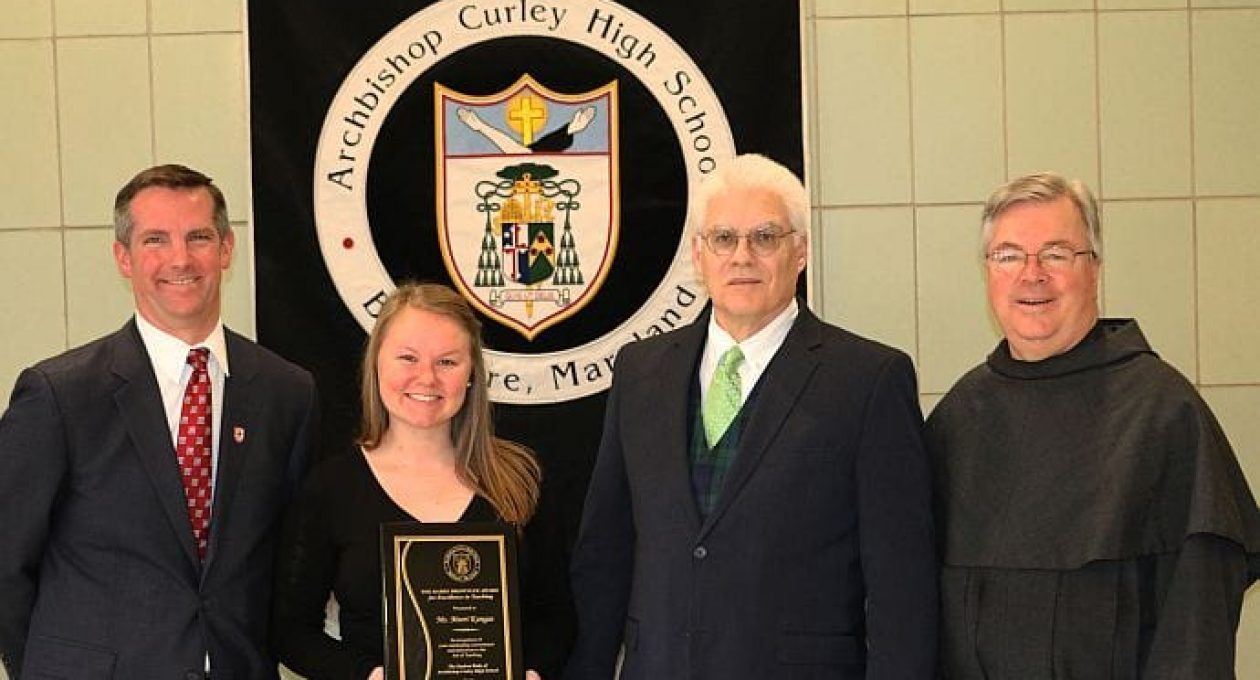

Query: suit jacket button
[[692, 545, 707, 559]]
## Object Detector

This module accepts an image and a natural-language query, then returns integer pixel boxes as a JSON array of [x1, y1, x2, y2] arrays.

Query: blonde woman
[[272, 283, 573, 679]]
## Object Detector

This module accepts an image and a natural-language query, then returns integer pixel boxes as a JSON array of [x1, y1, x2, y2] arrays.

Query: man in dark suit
[[0, 164, 318, 679], [566, 154, 937, 679]]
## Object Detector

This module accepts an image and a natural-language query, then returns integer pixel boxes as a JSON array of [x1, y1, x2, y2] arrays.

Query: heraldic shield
[[436, 74, 619, 340]]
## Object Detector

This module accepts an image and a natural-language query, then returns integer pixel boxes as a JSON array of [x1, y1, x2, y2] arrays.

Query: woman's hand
[[525, 671, 542, 680]]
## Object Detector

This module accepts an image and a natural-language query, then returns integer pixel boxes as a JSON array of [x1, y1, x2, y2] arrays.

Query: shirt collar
[[134, 313, 230, 384], [705, 298, 799, 374]]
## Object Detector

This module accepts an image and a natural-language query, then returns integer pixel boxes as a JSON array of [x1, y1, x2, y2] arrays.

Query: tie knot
[[717, 345, 744, 375], [187, 348, 210, 371]]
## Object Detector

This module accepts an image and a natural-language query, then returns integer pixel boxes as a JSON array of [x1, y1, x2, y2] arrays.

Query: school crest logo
[[311, 0, 739, 404], [436, 76, 618, 339]]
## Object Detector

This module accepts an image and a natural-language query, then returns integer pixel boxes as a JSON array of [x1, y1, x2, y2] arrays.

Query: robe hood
[[930, 319, 1260, 573], [987, 319, 1153, 381]]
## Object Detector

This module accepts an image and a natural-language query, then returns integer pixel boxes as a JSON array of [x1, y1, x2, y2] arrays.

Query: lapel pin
[[233, 426, 246, 444]]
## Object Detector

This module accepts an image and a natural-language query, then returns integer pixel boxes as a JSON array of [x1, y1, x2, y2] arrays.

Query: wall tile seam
[[0, 36, 56, 44], [30, 29, 241, 41], [0, 226, 107, 233], [914, 382, 1260, 397], [902, 8, 923, 367], [1090, 5, 1105, 214], [815, 14, 910, 21], [1101, 194, 1260, 201], [804, 5, 828, 313], [1183, 4, 1260, 11], [997, 5, 1012, 190], [50, 0, 69, 349], [815, 8, 1260, 26], [1184, 8, 1204, 389], [727, 8, 1255, 21], [909, 11, 1073, 19], [898, 8, 1243, 18], [815, 193, 1260, 211], [144, 26, 157, 168]]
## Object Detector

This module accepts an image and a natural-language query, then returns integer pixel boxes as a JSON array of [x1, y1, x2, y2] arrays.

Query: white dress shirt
[[698, 298, 799, 409], [134, 313, 230, 494]]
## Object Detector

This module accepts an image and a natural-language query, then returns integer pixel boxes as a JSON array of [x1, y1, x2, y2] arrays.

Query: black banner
[[247, 0, 803, 539]]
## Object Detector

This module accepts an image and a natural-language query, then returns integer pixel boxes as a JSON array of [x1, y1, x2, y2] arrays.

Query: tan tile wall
[[0, 0, 249, 415], [807, 3, 1260, 675], [1, 0, 1258, 677]]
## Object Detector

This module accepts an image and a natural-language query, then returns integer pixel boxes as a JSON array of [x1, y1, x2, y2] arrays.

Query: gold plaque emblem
[[442, 544, 481, 583]]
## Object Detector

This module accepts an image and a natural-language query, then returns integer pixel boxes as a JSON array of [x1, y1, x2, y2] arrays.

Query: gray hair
[[688, 153, 808, 239], [113, 164, 230, 244], [981, 171, 1101, 260]]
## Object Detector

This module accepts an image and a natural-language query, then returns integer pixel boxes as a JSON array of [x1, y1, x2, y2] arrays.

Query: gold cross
[[508, 95, 546, 146]]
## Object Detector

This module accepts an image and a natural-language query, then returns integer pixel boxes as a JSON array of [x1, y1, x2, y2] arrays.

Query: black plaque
[[381, 522, 523, 680]]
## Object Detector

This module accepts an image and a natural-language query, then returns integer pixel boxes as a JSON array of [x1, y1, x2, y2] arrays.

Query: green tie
[[702, 345, 745, 448]]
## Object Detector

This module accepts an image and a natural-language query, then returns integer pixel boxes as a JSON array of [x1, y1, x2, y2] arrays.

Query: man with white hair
[[566, 154, 937, 679]]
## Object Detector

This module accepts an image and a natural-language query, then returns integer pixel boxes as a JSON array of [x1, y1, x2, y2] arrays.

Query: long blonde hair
[[358, 283, 540, 524]]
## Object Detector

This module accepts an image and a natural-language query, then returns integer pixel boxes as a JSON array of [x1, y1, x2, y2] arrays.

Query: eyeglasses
[[698, 225, 796, 257], [986, 244, 1096, 274]]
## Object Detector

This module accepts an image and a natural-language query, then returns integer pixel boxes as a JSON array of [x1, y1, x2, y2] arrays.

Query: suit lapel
[[651, 315, 709, 532], [204, 330, 256, 573], [111, 322, 201, 568], [699, 308, 822, 538]]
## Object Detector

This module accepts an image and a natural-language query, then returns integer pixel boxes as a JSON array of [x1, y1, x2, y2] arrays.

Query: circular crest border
[[313, 0, 734, 403]]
